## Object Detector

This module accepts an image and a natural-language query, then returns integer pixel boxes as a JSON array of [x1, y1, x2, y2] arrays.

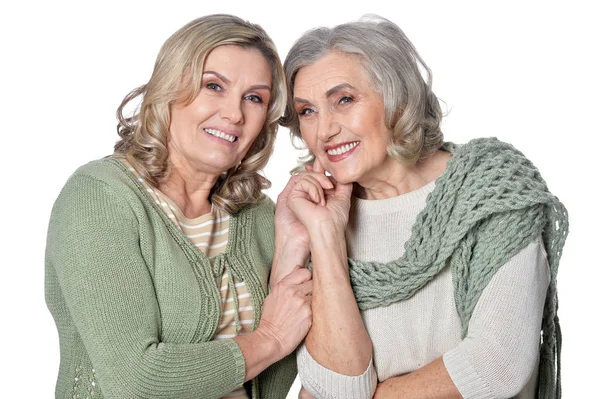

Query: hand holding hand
[[275, 174, 311, 251], [258, 266, 313, 356]]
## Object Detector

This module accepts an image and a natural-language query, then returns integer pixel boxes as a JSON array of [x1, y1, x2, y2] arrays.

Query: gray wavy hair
[[280, 15, 443, 166], [114, 14, 286, 214]]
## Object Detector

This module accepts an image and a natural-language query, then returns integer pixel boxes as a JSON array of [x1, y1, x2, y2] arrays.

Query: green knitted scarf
[[348, 138, 568, 398]]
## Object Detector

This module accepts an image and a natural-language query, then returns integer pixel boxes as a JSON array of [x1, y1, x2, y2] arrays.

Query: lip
[[324, 141, 360, 163], [203, 127, 240, 146]]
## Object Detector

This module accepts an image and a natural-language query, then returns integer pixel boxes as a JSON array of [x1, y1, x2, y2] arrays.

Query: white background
[[1, 0, 598, 397]]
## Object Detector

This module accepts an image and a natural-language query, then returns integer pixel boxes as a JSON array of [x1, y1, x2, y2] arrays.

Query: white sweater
[[297, 181, 550, 399]]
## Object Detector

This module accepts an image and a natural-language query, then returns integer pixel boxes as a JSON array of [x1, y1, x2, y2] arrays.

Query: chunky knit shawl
[[348, 138, 568, 398]]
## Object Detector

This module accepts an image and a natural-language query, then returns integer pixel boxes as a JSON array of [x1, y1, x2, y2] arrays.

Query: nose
[[317, 111, 340, 143], [220, 97, 244, 124]]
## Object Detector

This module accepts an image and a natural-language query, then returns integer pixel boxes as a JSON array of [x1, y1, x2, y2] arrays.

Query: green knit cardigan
[[45, 158, 296, 399], [348, 138, 568, 398]]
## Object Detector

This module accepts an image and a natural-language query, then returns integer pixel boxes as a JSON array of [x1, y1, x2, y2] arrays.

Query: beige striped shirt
[[124, 161, 253, 399]]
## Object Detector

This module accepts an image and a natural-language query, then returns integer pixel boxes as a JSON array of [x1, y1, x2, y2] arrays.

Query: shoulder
[[57, 157, 147, 202], [237, 194, 276, 223], [69, 157, 138, 188], [445, 137, 538, 170], [443, 137, 528, 161], [441, 137, 546, 189], [443, 136, 515, 151], [50, 158, 145, 226], [256, 194, 276, 216], [47, 159, 143, 258]]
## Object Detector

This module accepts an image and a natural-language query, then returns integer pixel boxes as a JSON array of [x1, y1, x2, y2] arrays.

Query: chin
[[329, 169, 360, 185], [201, 155, 239, 173]]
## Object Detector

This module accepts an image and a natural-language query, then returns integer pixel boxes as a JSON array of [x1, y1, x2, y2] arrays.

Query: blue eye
[[206, 83, 222, 91], [246, 94, 263, 103], [298, 108, 315, 116], [339, 96, 353, 104]]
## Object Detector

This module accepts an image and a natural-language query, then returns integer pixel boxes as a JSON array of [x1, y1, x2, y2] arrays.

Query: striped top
[[124, 161, 253, 399]]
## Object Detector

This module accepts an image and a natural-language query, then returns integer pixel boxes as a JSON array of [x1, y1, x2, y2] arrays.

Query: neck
[[356, 150, 451, 200], [159, 157, 220, 219]]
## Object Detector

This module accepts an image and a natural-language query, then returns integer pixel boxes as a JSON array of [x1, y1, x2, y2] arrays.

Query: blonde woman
[[45, 14, 311, 399]]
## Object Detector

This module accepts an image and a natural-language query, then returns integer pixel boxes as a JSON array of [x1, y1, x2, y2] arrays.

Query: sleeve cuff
[[443, 347, 495, 399], [227, 338, 249, 388], [297, 343, 377, 399]]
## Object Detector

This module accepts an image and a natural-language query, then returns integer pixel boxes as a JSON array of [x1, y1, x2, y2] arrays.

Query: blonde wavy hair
[[114, 14, 286, 214], [281, 15, 443, 167]]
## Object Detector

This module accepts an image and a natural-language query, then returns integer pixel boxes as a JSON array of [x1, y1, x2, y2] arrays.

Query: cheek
[[246, 106, 268, 132], [170, 104, 199, 130], [365, 116, 390, 153], [299, 125, 318, 151]]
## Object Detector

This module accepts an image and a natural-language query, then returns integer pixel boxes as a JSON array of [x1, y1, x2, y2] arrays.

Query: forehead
[[204, 45, 272, 83], [294, 51, 371, 97]]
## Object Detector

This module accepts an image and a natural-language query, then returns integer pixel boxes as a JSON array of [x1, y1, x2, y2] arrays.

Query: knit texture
[[298, 184, 548, 398], [347, 138, 568, 398], [45, 157, 296, 399]]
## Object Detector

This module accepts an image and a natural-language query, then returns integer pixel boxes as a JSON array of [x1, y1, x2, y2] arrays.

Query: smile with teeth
[[327, 141, 359, 156], [205, 128, 237, 143]]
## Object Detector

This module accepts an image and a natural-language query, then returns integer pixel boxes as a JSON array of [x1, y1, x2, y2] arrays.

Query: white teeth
[[327, 142, 359, 156], [205, 128, 236, 143]]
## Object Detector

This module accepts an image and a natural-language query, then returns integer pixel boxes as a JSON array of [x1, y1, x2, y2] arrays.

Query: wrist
[[254, 322, 285, 360], [308, 219, 346, 246], [271, 238, 310, 289], [233, 326, 283, 381], [275, 233, 309, 253], [308, 220, 348, 275]]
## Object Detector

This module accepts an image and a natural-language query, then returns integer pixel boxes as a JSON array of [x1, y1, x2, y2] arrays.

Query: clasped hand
[[286, 160, 353, 234]]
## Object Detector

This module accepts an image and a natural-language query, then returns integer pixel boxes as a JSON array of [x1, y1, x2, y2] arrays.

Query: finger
[[281, 267, 312, 285], [295, 176, 325, 205], [312, 159, 325, 174], [277, 175, 300, 202], [305, 178, 324, 205], [305, 164, 313, 172], [287, 175, 300, 189], [305, 171, 333, 190], [297, 279, 313, 296], [291, 264, 302, 272]]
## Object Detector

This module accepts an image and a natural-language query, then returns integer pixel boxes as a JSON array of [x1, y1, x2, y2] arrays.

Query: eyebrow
[[293, 83, 357, 105], [326, 83, 356, 98], [203, 71, 271, 91]]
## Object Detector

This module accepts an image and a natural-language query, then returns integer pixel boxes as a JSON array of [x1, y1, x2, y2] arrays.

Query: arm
[[271, 175, 311, 288], [235, 266, 312, 381], [306, 220, 373, 374], [244, 265, 312, 398], [288, 168, 377, 399], [47, 175, 311, 398], [373, 239, 549, 399], [257, 176, 318, 399], [374, 358, 461, 399]]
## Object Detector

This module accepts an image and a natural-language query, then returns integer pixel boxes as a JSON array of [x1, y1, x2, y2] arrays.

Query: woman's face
[[293, 51, 393, 185], [168, 45, 272, 176]]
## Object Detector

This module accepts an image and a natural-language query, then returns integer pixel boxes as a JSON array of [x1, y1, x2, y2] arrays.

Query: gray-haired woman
[[278, 15, 567, 399], [45, 14, 311, 399]]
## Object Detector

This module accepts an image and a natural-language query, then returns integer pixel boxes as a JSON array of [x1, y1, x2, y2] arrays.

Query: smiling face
[[168, 45, 272, 177], [293, 51, 396, 185]]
